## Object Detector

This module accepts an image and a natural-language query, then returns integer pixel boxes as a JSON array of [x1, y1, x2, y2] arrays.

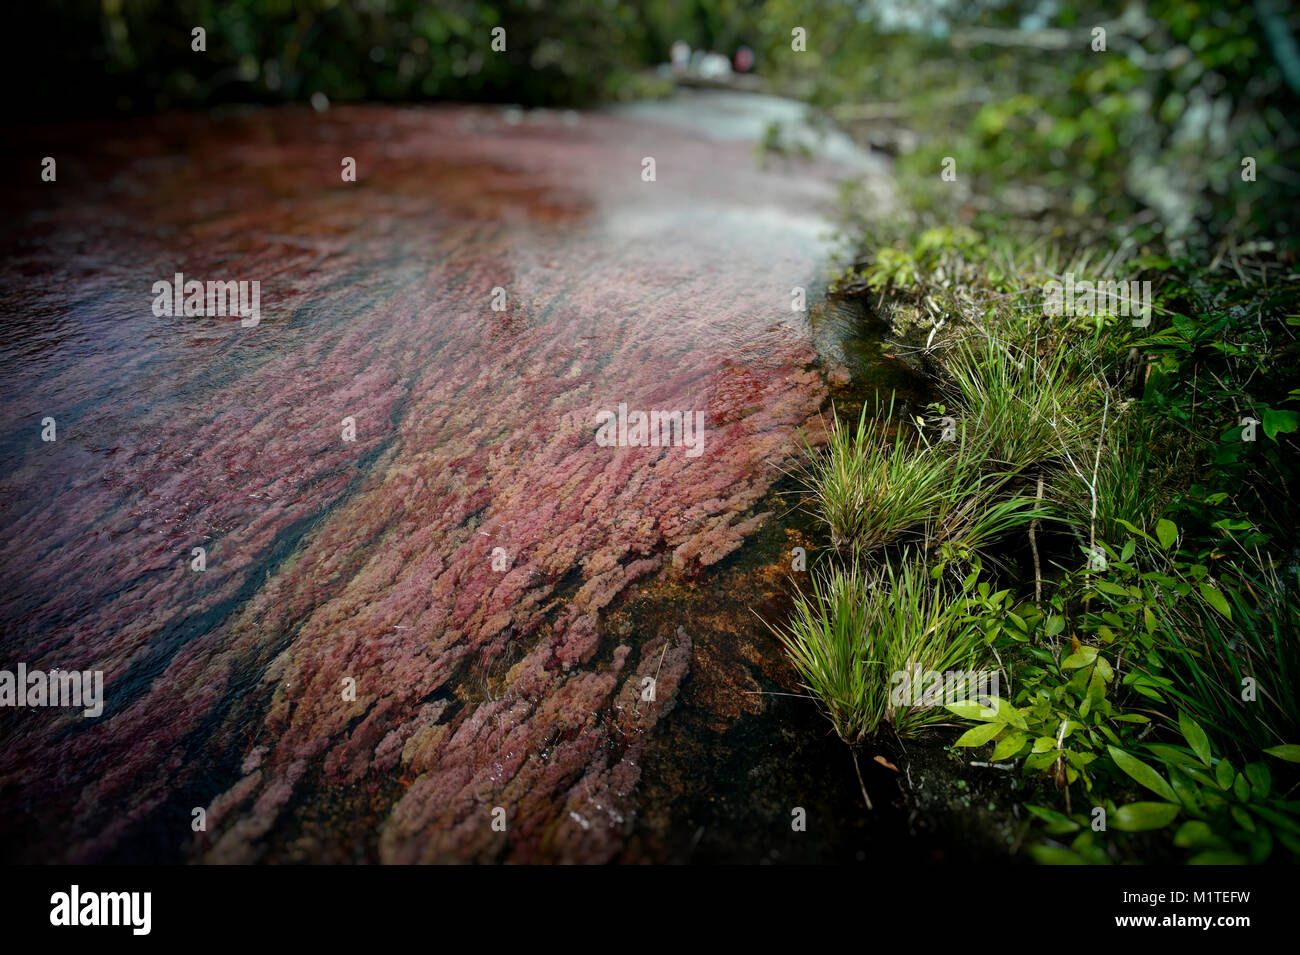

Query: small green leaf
[[1233, 773, 1250, 803], [1025, 751, 1059, 772], [1062, 647, 1099, 670], [1215, 759, 1234, 790], [1178, 712, 1212, 766], [945, 701, 999, 721], [1113, 802, 1180, 831], [1169, 771, 1204, 814], [991, 732, 1027, 761], [1263, 744, 1300, 763], [954, 721, 1004, 747], [1156, 519, 1178, 550], [995, 697, 1028, 730], [1093, 655, 1114, 683], [1198, 583, 1231, 620], [1109, 746, 1178, 803]]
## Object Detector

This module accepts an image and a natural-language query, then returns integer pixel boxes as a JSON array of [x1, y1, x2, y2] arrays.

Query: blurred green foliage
[[761, 0, 1299, 248], [26, 0, 767, 112], [16, 1, 1299, 246]]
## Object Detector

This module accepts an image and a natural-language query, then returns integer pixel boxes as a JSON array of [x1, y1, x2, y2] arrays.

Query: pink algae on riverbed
[[0, 102, 859, 862]]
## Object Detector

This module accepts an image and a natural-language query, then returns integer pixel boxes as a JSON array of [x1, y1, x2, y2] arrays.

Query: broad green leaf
[[1112, 802, 1180, 831], [1025, 751, 1059, 772], [1045, 615, 1065, 638], [994, 697, 1028, 730], [1263, 744, 1300, 763], [1109, 746, 1178, 803], [1233, 774, 1250, 803], [1215, 758, 1234, 790], [1156, 519, 1178, 550], [1198, 583, 1231, 620], [1093, 655, 1114, 683], [1062, 647, 1099, 670], [1169, 771, 1203, 814], [1178, 712, 1211, 766], [1131, 681, 1166, 702], [945, 701, 1000, 721], [1262, 406, 1300, 441], [954, 721, 1004, 747], [991, 732, 1027, 761]]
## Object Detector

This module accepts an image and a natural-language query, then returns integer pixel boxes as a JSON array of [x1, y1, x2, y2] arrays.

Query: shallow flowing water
[[0, 92, 927, 863]]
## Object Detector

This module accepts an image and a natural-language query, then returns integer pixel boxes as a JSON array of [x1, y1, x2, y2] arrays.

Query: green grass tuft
[[767, 555, 989, 743]]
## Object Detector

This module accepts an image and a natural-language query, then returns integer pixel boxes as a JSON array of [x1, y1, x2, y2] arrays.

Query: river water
[[0, 92, 932, 863]]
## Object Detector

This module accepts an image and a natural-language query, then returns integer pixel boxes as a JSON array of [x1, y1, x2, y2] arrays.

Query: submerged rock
[[0, 99, 876, 862]]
